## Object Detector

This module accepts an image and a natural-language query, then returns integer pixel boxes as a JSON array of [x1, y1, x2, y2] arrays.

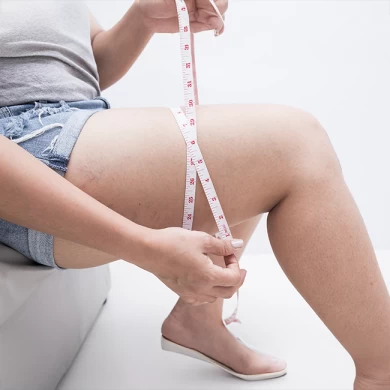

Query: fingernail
[[231, 239, 244, 248]]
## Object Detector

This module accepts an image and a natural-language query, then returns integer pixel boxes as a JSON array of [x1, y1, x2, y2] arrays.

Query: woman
[[0, 0, 389, 388]]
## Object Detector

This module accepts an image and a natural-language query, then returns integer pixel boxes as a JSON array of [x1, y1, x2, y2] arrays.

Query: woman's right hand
[[139, 227, 246, 305], [135, 0, 227, 35]]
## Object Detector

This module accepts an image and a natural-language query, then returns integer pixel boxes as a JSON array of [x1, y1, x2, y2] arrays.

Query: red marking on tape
[[186, 63, 191, 69], [190, 119, 195, 125], [184, 26, 189, 32], [184, 44, 189, 50]]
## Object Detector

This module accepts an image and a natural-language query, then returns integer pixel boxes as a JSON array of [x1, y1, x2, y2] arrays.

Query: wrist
[[119, 221, 157, 270], [131, 0, 156, 35]]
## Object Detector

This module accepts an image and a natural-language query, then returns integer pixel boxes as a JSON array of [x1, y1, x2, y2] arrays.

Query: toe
[[268, 355, 287, 372]]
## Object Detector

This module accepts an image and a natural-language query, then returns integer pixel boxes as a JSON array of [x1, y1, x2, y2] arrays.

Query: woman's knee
[[271, 105, 343, 188]]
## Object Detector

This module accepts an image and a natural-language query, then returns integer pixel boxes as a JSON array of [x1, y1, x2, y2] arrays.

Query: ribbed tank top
[[0, 0, 100, 106]]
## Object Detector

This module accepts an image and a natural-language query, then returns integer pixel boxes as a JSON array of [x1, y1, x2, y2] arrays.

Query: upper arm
[[89, 10, 104, 44]]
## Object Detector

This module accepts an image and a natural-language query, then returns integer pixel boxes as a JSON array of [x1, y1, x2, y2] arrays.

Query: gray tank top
[[0, 0, 100, 107]]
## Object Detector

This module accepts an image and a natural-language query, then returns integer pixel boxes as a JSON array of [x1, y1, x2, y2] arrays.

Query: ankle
[[161, 302, 225, 339], [161, 306, 207, 338], [168, 299, 223, 323]]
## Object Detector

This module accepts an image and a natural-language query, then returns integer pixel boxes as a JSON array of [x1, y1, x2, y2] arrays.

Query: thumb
[[205, 237, 244, 257]]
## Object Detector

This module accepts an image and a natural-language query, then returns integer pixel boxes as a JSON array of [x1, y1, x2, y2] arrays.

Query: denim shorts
[[0, 97, 110, 268]]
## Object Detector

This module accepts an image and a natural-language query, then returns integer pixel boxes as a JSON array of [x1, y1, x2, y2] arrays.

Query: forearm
[[92, 3, 154, 90], [0, 136, 151, 266]]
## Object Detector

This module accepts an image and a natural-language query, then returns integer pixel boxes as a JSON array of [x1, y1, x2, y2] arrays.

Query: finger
[[212, 278, 245, 299], [224, 253, 239, 268], [192, 300, 212, 307], [218, 13, 226, 35], [190, 20, 225, 35], [211, 263, 246, 288], [223, 253, 241, 278], [191, 302, 206, 307], [190, 21, 214, 34], [209, 15, 224, 35], [183, 295, 217, 305], [191, 15, 223, 32], [224, 254, 247, 283], [204, 236, 244, 257]]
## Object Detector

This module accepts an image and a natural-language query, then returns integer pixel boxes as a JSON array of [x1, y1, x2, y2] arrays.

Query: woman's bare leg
[[54, 104, 390, 387], [161, 215, 288, 376]]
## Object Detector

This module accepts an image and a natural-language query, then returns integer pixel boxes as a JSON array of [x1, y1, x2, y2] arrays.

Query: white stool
[[0, 243, 110, 390]]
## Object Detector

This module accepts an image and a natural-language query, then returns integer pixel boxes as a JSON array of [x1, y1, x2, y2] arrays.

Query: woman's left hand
[[134, 0, 227, 35]]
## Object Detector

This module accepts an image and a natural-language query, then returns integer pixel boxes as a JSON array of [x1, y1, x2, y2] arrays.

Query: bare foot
[[161, 306, 287, 376]]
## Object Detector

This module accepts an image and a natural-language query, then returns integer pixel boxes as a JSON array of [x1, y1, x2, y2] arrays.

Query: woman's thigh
[[54, 103, 329, 266]]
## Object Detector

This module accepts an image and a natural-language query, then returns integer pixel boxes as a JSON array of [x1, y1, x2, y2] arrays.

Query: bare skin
[[54, 104, 390, 388], [2, 0, 386, 386]]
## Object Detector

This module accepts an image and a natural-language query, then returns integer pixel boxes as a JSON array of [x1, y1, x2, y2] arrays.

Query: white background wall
[[87, 0, 390, 253]]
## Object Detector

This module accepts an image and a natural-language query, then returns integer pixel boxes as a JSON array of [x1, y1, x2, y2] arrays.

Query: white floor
[[58, 251, 390, 390]]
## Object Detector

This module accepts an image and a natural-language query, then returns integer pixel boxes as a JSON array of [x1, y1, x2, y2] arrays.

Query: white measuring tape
[[172, 0, 239, 325]]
